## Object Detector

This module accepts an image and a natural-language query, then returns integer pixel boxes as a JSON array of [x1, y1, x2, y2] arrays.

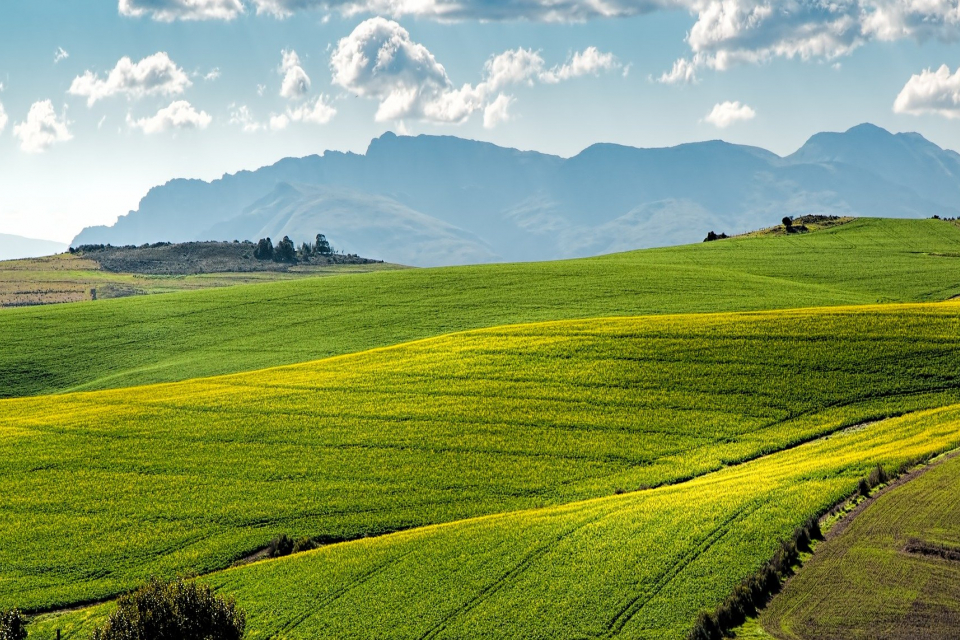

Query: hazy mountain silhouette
[[73, 124, 960, 266], [0, 234, 68, 261]]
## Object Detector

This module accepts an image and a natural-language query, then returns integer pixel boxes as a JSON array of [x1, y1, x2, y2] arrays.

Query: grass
[[0, 252, 404, 308], [4, 217, 960, 397], [5, 301, 960, 615], [28, 403, 960, 639], [760, 451, 960, 640]]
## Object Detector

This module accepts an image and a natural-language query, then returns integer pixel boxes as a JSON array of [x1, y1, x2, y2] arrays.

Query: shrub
[[867, 464, 889, 488], [253, 238, 273, 260], [703, 231, 729, 242], [857, 477, 871, 497], [0, 609, 27, 640], [292, 537, 317, 553], [268, 534, 294, 558], [89, 577, 245, 640]]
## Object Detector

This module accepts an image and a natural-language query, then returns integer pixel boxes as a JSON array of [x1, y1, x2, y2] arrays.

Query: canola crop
[[4, 301, 960, 613]]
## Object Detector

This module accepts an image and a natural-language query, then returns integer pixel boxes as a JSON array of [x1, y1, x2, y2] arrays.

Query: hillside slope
[[72, 125, 960, 265], [6, 302, 960, 614], [4, 218, 960, 399]]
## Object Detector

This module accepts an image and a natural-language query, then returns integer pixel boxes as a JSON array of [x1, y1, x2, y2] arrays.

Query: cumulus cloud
[[703, 100, 756, 127], [893, 64, 960, 118], [128, 100, 212, 133], [330, 17, 619, 125], [268, 95, 338, 129], [119, 0, 244, 21], [483, 93, 514, 128], [204, 67, 221, 81], [658, 0, 960, 82], [0, 103, 7, 133], [54, 47, 70, 64], [542, 46, 621, 81], [14, 100, 73, 153], [69, 52, 191, 106], [280, 49, 312, 99]]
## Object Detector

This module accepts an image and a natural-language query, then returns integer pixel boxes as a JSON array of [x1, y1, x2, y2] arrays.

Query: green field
[[760, 451, 960, 639], [4, 218, 960, 399], [0, 252, 404, 308], [3, 301, 960, 617], [6, 218, 960, 639], [29, 404, 960, 639]]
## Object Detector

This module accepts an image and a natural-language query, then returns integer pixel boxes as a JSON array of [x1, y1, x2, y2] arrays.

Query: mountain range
[[73, 123, 960, 267], [0, 234, 69, 261]]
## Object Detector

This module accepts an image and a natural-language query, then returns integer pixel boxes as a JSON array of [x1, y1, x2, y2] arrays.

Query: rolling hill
[[72, 125, 960, 266], [6, 218, 960, 399], [11, 305, 960, 637]]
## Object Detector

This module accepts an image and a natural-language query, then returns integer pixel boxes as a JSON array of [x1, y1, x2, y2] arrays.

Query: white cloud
[[119, 0, 244, 21], [249, 0, 674, 20], [280, 49, 312, 99], [128, 100, 212, 134], [331, 18, 619, 124], [542, 46, 621, 82], [703, 100, 756, 127], [269, 113, 290, 130], [658, 55, 701, 84], [894, 64, 960, 118], [69, 52, 191, 106], [54, 47, 70, 64], [483, 93, 514, 128], [0, 103, 7, 133], [268, 95, 337, 129], [204, 67, 221, 81], [230, 104, 264, 131], [288, 94, 337, 123], [14, 100, 73, 153], [257, 83, 267, 96]]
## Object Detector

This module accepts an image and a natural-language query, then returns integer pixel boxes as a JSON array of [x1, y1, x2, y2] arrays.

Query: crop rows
[[31, 403, 960, 639], [3, 301, 960, 613]]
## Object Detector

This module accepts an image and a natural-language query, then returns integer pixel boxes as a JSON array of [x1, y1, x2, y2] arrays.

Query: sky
[[1, 0, 960, 243]]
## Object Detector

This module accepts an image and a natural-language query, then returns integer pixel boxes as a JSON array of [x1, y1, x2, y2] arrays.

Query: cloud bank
[[69, 52, 191, 106]]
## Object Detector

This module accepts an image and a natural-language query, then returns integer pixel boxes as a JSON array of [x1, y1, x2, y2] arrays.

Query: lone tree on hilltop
[[315, 233, 332, 256], [782, 216, 794, 232], [253, 237, 274, 260], [274, 236, 297, 263], [90, 577, 245, 640]]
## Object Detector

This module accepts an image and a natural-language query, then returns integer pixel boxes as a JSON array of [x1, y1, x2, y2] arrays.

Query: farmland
[[760, 451, 960, 639], [0, 252, 403, 308], [3, 301, 960, 620], [28, 403, 960, 639], [5, 217, 960, 398]]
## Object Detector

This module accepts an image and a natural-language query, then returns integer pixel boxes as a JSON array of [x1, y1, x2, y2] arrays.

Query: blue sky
[[1, 0, 960, 242]]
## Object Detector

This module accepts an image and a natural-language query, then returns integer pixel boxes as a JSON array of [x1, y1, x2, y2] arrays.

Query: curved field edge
[[760, 448, 960, 639], [4, 217, 960, 397], [5, 301, 960, 611], [29, 405, 960, 639]]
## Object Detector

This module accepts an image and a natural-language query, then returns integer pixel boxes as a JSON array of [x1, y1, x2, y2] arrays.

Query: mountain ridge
[[73, 124, 960, 267]]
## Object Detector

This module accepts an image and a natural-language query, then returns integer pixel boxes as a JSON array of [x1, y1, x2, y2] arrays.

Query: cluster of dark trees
[[253, 234, 334, 263], [703, 231, 729, 242], [70, 242, 173, 254]]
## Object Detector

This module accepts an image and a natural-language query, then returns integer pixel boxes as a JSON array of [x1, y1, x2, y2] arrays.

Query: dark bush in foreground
[[0, 609, 27, 640], [90, 577, 245, 640]]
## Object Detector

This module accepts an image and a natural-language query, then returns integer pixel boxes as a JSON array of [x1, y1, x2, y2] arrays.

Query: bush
[[268, 534, 294, 558], [90, 577, 245, 640], [0, 609, 27, 640], [857, 477, 871, 497]]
